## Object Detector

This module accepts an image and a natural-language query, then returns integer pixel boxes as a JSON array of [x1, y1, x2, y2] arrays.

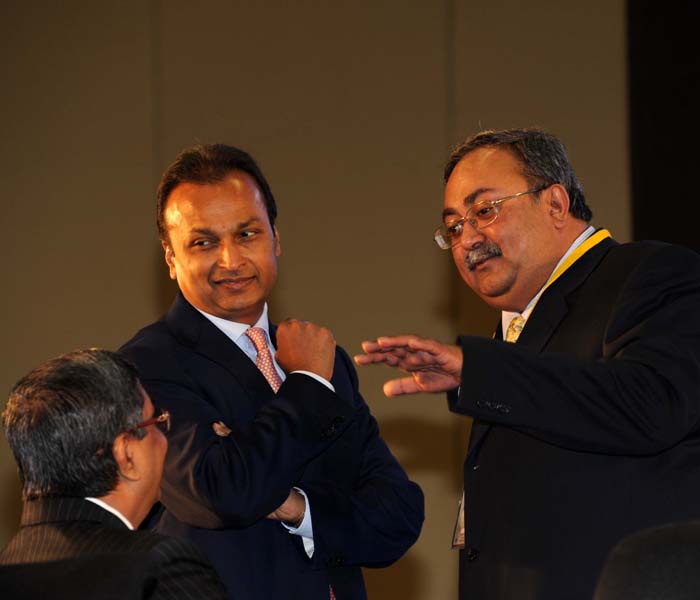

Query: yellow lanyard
[[539, 228, 612, 297]]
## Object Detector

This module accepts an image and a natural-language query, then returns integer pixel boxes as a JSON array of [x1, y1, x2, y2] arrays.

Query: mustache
[[465, 243, 502, 270]]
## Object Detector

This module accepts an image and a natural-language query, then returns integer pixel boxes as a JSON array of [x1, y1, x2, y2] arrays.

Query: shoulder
[[120, 317, 187, 382], [606, 240, 700, 289], [142, 533, 227, 599], [606, 239, 699, 269]]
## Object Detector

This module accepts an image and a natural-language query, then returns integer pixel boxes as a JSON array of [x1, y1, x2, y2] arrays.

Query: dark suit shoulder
[[143, 534, 228, 600], [120, 318, 195, 384]]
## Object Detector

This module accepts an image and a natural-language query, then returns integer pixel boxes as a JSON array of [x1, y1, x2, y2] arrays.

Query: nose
[[455, 220, 485, 250], [217, 240, 245, 270]]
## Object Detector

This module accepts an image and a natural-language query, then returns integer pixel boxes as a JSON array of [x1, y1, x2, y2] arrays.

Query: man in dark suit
[[355, 128, 700, 599], [0, 349, 227, 599], [120, 144, 424, 600]]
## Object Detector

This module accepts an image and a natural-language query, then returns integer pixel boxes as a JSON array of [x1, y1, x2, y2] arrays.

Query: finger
[[360, 340, 382, 353], [354, 353, 375, 365], [383, 377, 423, 396], [354, 352, 402, 367], [376, 335, 420, 348], [405, 337, 449, 356]]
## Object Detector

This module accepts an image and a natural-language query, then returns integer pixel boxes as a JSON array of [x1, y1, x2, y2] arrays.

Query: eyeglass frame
[[433, 184, 551, 250], [124, 409, 171, 436]]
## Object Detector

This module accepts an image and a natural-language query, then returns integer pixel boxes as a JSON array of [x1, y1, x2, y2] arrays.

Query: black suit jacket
[[448, 238, 700, 600], [0, 497, 227, 599], [120, 294, 424, 600]]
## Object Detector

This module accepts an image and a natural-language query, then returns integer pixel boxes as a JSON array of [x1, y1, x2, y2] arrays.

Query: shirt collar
[[84, 497, 135, 530], [195, 303, 271, 344], [501, 225, 595, 335]]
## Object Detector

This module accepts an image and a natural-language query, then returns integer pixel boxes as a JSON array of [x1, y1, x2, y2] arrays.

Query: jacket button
[[465, 547, 479, 562]]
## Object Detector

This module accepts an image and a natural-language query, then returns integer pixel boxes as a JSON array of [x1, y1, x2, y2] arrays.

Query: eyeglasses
[[433, 185, 549, 250], [125, 409, 171, 436]]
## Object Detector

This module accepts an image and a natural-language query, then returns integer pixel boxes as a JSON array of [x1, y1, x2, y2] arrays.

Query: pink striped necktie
[[244, 327, 283, 393]]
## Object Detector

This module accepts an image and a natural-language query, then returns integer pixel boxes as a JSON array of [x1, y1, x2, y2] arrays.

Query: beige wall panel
[[0, 0, 156, 547]]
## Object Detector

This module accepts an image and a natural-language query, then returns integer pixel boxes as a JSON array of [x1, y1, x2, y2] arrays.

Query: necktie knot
[[245, 327, 282, 392], [505, 315, 526, 343], [245, 327, 268, 352]]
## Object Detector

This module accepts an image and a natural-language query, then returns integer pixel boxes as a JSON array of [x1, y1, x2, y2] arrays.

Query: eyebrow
[[189, 227, 219, 237], [442, 187, 496, 219], [188, 218, 264, 237]]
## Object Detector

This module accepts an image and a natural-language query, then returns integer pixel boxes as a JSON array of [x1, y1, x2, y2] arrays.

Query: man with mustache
[[120, 144, 424, 600], [355, 128, 700, 600]]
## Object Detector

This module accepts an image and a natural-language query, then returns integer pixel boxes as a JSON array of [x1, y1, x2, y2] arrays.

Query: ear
[[546, 184, 571, 228], [112, 433, 140, 483], [273, 227, 281, 258], [162, 241, 177, 280]]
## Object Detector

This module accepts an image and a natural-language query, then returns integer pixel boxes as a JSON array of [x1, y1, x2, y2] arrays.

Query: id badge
[[451, 491, 465, 549]]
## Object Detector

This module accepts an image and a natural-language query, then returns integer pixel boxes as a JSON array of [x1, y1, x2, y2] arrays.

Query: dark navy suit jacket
[[120, 294, 424, 599], [450, 239, 700, 600]]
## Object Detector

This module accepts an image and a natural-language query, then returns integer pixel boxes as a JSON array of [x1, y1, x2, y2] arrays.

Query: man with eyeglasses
[[356, 128, 700, 600], [0, 349, 227, 599]]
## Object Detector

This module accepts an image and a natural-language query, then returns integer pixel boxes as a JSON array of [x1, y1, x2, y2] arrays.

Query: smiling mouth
[[468, 257, 492, 271], [214, 276, 256, 289]]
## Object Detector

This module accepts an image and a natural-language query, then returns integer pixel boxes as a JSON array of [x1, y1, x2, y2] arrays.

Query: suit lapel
[[516, 237, 617, 351], [164, 293, 277, 405]]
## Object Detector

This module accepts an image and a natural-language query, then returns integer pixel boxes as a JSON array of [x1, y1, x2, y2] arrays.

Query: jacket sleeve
[[450, 243, 700, 455], [122, 336, 355, 529], [301, 347, 425, 568]]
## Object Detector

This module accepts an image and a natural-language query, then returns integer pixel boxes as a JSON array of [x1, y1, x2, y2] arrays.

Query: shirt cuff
[[280, 488, 315, 557], [290, 370, 335, 392]]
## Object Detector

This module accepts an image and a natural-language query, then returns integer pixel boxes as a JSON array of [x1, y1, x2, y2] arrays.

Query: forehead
[[444, 147, 526, 208], [164, 171, 267, 230]]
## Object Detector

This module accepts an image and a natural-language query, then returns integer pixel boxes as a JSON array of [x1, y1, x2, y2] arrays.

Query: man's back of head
[[1, 349, 227, 599], [3, 349, 147, 501]]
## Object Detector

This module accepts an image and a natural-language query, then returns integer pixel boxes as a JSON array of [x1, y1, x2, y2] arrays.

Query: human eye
[[238, 229, 261, 242], [445, 220, 464, 238], [473, 203, 495, 221], [190, 238, 216, 249]]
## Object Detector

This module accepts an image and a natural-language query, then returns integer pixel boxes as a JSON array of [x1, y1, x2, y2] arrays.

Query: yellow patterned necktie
[[505, 315, 526, 343]]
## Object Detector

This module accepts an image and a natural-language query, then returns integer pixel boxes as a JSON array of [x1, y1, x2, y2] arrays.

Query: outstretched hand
[[354, 335, 463, 396]]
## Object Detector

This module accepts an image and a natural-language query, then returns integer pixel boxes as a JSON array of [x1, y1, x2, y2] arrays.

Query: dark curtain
[[627, 0, 700, 251]]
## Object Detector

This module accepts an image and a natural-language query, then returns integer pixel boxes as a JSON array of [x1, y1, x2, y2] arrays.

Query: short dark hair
[[156, 144, 278, 242], [2, 349, 145, 500], [444, 128, 593, 222]]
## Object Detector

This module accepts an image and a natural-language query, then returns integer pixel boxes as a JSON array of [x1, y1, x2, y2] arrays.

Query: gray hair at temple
[[444, 127, 593, 222], [2, 349, 145, 500]]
